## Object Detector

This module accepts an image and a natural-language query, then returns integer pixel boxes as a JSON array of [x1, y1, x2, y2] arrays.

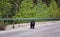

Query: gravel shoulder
[[0, 21, 60, 34], [5, 21, 60, 30]]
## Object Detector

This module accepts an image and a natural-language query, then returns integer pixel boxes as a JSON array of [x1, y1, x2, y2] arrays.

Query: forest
[[0, 0, 60, 18]]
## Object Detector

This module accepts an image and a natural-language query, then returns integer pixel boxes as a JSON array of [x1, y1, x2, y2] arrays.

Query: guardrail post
[[12, 20, 15, 29]]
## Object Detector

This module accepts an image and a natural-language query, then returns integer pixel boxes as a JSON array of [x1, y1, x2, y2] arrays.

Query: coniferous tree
[[13, 0, 35, 18]]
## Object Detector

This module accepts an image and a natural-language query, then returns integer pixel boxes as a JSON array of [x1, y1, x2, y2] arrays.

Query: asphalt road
[[0, 23, 60, 37]]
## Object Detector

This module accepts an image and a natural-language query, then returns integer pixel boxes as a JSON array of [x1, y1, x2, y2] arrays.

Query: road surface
[[0, 23, 60, 37]]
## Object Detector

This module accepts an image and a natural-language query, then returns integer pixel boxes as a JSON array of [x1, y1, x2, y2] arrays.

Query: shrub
[[0, 21, 6, 30]]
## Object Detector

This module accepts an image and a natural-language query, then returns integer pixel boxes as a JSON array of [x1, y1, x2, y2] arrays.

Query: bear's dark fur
[[30, 20, 35, 29]]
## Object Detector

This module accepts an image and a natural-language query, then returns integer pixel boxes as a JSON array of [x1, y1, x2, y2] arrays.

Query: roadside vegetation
[[0, 0, 60, 30]]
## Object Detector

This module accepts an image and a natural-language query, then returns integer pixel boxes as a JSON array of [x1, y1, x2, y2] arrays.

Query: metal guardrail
[[0, 18, 60, 20]]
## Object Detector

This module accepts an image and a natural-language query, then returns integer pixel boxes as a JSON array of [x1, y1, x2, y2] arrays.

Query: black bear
[[30, 20, 35, 29]]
